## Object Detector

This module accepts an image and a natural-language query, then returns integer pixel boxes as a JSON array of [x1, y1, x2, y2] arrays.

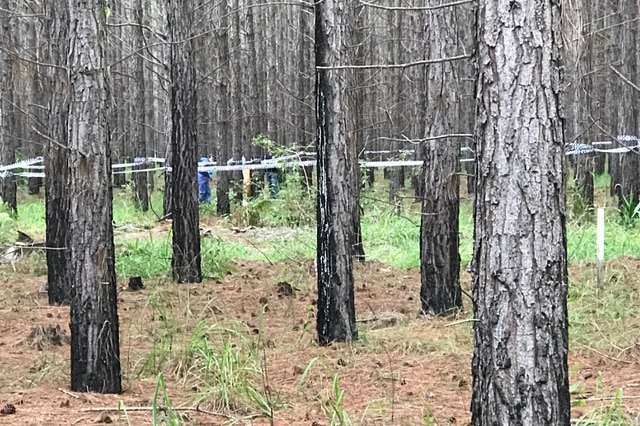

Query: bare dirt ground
[[1, 251, 640, 425]]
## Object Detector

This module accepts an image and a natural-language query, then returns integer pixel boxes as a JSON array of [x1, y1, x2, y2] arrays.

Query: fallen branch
[[58, 388, 80, 399], [445, 318, 479, 327], [579, 344, 635, 365], [580, 395, 640, 402], [79, 406, 235, 418], [359, 0, 475, 11], [79, 405, 265, 419], [317, 53, 473, 71]]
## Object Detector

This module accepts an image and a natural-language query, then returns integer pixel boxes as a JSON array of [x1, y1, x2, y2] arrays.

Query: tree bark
[[419, 0, 462, 316], [610, 1, 640, 206], [44, 0, 72, 306], [573, 152, 594, 210], [315, 0, 358, 346], [132, 0, 149, 212], [471, 0, 570, 423], [0, 1, 17, 214], [215, 0, 231, 216], [350, 2, 366, 262], [168, 0, 202, 283], [67, 0, 121, 393], [388, 1, 405, 213]]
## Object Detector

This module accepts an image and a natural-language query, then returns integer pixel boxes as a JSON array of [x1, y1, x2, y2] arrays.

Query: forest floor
[[0, 215, 640, 425]]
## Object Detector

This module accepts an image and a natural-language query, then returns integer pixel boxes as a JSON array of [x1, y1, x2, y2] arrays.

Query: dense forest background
[[3, 1, 640, 211], [2, 1, 639, 204], [1, 2, 640, 422], [4, 0, 471, 202]]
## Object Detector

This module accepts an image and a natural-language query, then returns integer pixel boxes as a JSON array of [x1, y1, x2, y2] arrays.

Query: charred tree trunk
[[471, 0, 570, 423], [573, 152, 594, 211], [168, 0, 202, 283], [216, 0, 231, 216], [419, 0, 462, 316], [296, 3, 313, 188], [67, 0, 121, 393], [612, 150, 640, 205], [163, 139, 173, 217], [0, 2, 17, 214], [28, 27, 44, 197], [388, 1, 404, 213], [351, 2, 366, 262], [315, 0, 358, 346], [132, 0, 149, 212], [44, 0, 72, 306], [110, 0, 126, 189], [611, 2, 640, 206], [564, 0, 593, 211]]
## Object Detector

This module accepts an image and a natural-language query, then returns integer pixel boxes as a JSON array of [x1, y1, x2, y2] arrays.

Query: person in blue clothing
[[264, 152, 279, 199], [198, 157, 213, 203]]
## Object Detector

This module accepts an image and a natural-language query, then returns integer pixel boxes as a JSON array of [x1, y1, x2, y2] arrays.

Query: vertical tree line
[[66, 0, 121, 393], [0, 0, 18, 213], [314, 0, 358, 346], [168, 0, 201, 284], [471, 0, 569, 422], [419, 0, 462, 316], [1, 0, 637, 418]]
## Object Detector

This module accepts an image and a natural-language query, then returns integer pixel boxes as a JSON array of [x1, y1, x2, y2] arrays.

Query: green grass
[[5, 172, 640, 275], [116, 235, 241, 280], [4, 173, 640, 425], [137, 288, 277, 420], [112, 189, 164, 228], [567, 220, 640, 262]]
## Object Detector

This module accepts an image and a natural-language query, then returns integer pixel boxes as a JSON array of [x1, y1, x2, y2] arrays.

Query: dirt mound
[[25, 325, 70, 351], [0, 404, 16, 415], [276, 281, 296, 297]]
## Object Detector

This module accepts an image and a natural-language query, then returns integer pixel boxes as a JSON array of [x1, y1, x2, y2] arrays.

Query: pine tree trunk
[[419, 0, 462, 316], [28, 19, 45, 197], [44, 0, 72, 306], [574, 152, 594, 209], [471, 0, 570, 423], [315, 0, 358, 346], [351, 2, 366, 262], [168, 0, 202, 283], [132, 0, 149, 212], [215, 0, 231, 216], [387, 1, 404, 212], [611, 1, 640, 206], [67, 0, 121, 394], [111, 0, 126, 189], [0, 2, 17, 214]]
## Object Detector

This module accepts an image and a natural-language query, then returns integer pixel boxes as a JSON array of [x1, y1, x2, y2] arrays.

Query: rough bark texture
[[0, 1, 17, 213], [162, 137, 173, 217], [419, 0, 461, 316], [315, 0, 358, 346], [573, 152, 594, 211], [215, 0, 231, 217], [168, 0, 202, 283], [563, 0, 596, 213], [44, 0, 72, 306], [388, 0, 405, 215], [67, 0, 121, 393], [609, 1, 639, 205], [132, 0, 149, 212], [471, 0, 570, 424], [612, 150, 640, 206]]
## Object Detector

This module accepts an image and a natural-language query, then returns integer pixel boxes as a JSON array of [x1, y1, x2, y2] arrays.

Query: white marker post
[[596, 208, 605, 292]]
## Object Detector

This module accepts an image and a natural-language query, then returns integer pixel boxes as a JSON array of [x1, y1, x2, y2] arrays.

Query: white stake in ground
[[596, 207, 605, 291]]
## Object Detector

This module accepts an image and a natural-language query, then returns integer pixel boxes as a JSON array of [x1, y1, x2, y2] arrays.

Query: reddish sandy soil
[[0, 256, 639, 425]]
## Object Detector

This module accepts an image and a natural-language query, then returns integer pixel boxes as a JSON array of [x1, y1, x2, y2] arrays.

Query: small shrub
[[617, 191, 640, 228]]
